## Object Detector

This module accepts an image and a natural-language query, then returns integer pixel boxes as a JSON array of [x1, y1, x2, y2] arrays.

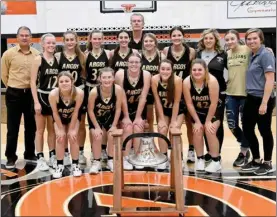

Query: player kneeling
[[88, 67, 123, 174], [49, 72, 84, 178]]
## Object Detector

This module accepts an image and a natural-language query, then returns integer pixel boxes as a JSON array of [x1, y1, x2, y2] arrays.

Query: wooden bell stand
[[110, 129, 187, 217]]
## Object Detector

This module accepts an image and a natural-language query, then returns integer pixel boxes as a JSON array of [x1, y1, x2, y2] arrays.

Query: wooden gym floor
[[1, 115, 276, 217]]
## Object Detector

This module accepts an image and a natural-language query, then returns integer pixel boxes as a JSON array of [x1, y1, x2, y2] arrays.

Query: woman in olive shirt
[[224, 30, 250, 167]]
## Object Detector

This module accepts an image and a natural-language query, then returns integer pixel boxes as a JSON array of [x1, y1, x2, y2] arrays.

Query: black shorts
[[120, 106, 147, 122], [163, 106, 184, 117], [147, 89, 154, 105], [193, 106, 222, 125], [78, 86, 86, 114], [56, 112, 82, 126], [88, 112, 115, 131], [84, 84, 98, 111], [37, 92, 52, 116]]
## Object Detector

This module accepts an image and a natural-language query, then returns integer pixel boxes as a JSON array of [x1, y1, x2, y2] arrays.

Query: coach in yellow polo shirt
[[1, 26, 40, 168]]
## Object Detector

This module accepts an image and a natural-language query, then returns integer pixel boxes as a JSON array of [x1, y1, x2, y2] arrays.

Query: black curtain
[[1, 38, 7, 88], [264, 32, 276, 57]]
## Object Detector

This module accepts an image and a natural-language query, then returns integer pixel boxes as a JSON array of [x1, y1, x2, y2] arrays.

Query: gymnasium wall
[[1, 1, 276, 34]]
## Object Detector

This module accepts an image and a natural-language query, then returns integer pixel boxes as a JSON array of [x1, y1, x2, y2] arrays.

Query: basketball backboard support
[[100, 1, 157, 13]]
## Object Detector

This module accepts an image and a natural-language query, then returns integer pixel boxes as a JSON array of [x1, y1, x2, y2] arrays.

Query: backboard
[[100, 1, 157, 13]]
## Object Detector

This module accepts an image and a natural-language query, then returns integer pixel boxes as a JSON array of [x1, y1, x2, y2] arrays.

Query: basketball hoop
[[121, 4, 136, 13]]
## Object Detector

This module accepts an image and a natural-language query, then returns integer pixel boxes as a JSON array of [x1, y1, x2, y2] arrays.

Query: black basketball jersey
[[58, 52, 83, 87], [86, 50, 109, 86], [190, 77, 210, 116], [123, 69, 144, 115], [129, 32, 143, 51], [166, 44, 191, 80], [37, 57, 59, 91], [141, 51, 160, 76], [157, 80, 173, 114], [111, 48, 133, 72], [94, 85, 116, 125], [57, 95, 77, 125]]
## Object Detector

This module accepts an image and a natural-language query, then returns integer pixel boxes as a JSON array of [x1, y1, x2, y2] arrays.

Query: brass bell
[[128, 137, 168, 167]]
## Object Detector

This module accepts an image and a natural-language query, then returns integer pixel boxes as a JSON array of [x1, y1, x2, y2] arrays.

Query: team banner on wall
[[227, 1, 276, 18], [1, 1, 37, 15]]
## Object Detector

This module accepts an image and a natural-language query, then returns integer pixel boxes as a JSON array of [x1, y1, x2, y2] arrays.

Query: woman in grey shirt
[[241, 28, 275, 175]]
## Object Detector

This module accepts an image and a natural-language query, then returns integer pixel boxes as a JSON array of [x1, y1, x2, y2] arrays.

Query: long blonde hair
[[197, 29, 223, 53], [190, 59, 210, 87], [63, 31, 86, 73]]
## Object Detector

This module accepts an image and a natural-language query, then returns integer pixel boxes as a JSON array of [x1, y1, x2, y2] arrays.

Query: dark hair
[[159, 59, 175, 104], [169, 26, 184, 37], [86, 30, 103, 52], [245, 28, 265, 44], [17, 26, 31, 35], [110, 30, 131, 68]]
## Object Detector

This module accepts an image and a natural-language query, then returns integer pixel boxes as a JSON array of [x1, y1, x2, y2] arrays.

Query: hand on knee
[[57, 134, 66, 144], [133, 117, 145, 131], [158, 123, 168, 135], [134, 124, 144, 133], [123, 124, 133, 135], [192, 122, 203, 134], [205, 121, 219, 135], [158, 120, 168, 131]]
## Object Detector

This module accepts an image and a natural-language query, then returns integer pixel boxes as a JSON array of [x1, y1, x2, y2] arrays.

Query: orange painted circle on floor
[[15, 172, 276, 216]]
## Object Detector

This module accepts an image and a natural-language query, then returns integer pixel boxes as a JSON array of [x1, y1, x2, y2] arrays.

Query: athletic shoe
[[123, 157, 133, 170], [53, 164, 64, 179], [89, 160, 101, 174], [6, 156, 18, 169], [79, 151, 87, 164], [107, 159, 114, 172], [187, 149, 195, 163], [233, 151, 249, 167], [196, 159, 205, 171], [205, 160, 221, 173], [64, 153, 71, 166], [254, 162, 275, 175], [156, 161, 168, 170], [241, 160, 262, 171], [48, 155, 57, 168], [72, 164, 82, 177], [101, 150, 108, 161], [37, 157, 50, 171]]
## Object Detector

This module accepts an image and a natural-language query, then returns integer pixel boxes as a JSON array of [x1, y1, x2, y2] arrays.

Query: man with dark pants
[[1, 26, 40, 168]]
